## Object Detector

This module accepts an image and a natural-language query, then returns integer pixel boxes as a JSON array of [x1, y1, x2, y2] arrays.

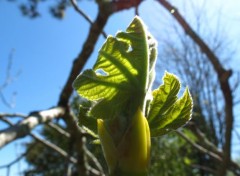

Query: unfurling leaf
[[73, 17, 156, 120], [148, 72, 192, 137], [73, 16, 193, 176]]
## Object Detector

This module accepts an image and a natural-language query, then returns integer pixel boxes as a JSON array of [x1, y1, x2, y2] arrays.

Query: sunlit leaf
[[148, 72, 180, 122], [150, 87, 193, 137], [73, 16, 193, 175], [73, 17, 152, 119]]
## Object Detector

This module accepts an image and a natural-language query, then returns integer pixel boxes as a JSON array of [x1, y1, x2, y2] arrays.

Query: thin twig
[[157, 1, 234, 175], [70, 0, 107, 38], [0, 49, 21, 108], [87, 165, 103, 176], [0, 113, 27, 118], [191, 164, 217, 175], [175, 130, 222, 162], [0, 106, 66, 148], [234, 129, 240, 142], [188, 122, 222, 156], [0, 117, 13, 126], [0, 92, 13, 108], [62, 111, 88, 174], [30, 133, 77, 164], [47, 122, 70, 138], [176, 130, 240, 175], [232, 72, 240, 93], [82, 137, 104, 175], [135, 5, 139, 16]]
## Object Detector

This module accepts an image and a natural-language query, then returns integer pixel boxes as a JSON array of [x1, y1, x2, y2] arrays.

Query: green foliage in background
[[149, 133, 195, 176], [24, 125, 73, 176]]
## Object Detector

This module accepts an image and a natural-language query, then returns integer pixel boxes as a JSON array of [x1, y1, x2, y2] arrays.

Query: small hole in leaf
[[96, 69, 108, 76], [127, 45, 133, 53]]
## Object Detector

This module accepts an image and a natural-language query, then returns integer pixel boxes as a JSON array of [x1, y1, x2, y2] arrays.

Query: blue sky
[[0, 0, 240, 175]]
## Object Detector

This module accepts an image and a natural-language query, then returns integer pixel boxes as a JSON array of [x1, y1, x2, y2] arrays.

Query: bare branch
[[176, 130, 240, 175], [62, 112, 88, 175], [232, 72, 240, 92], [82, 137, 104, 175], [0, 113, 27, 119], [0, 106, 66, 148], [70, 0, 107, 38], [175, 130, 222, 162], [190, 164, 217, 175], [87, 166, 103, 176], [234, 129, 240, 142], [47, 122, 70, 138], [0, 117, 13, 126], [135, 5, 139, 16], [30, 133, 77, 164], [188, 122, 222, 156], [157, 1, 234, 175], [0, 92, 14, 108], [157, 0, 228, 76], [0, 49, 21, 108], [111, 0, 142, 12]]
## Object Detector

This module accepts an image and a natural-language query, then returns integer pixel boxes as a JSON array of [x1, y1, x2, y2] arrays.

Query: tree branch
[[62, 111, 88, 175], [0, 106, 66, 148], [0, 49, 21, 108], [30, 133, 77, 164], [0, 117, 13, 126], [176, 130, 222, 162], [0, 113, 27, 119], [47, 122, 70, 138], [157, 1, 234, 175], [70, 0, 107, 38], [190, 164, 217, 175], [111, 0, 142, 12], [176, 130, 240, 175], [188, 122, 222, 156], [87, 165, 103, 176], [82, 137, 104, 175]]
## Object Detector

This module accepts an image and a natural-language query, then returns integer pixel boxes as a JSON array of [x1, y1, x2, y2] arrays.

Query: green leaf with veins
[[148, 72, 193, 137], [73, 17, 157, 120], [73, 16, 192, 137], [73, 16, 193, 176], [148, 72, 180, 122]]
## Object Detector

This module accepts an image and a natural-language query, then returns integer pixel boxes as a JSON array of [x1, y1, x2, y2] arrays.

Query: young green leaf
[[73, 16, 193, 175], [149, 87, 193, 137], [148, 72, 181, 122], [147, 72, 192, 137], [73, 17, 151, 119]]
